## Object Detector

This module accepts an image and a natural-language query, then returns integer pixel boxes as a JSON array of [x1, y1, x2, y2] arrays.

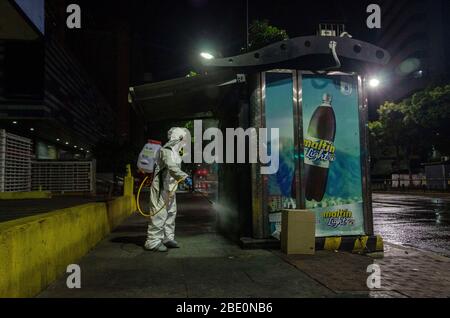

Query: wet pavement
[[39, 193, 335, 298], [283, 242, 450, 298], [373, 192, 450, 257], [39, 192, 450, 298]]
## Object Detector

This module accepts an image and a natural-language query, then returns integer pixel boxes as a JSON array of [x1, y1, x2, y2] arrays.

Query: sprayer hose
[[136, 176, 185, 218]]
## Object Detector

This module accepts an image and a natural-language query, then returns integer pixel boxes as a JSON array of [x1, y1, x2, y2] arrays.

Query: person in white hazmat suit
[[144, 127, 192, 252]]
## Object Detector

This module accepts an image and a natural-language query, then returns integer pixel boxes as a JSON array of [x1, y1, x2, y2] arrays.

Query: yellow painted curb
[[0, 195, 135, 298], [324, 237, 342, 251], [0, 191, 52, 200], [375, 235, 384, 251], [317, 235, 384, 253], [353, 236, 369, 252]]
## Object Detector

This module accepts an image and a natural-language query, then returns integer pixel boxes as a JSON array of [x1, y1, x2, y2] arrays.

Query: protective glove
[[184, 177, 193, 187]]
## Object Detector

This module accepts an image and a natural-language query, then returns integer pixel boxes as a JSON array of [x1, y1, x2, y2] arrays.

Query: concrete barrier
[[0, 195, 135, 298], [0, 191, 52, 200]]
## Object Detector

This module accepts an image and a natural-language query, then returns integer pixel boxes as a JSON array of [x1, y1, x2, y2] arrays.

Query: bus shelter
[[130, 34, 390, 251]]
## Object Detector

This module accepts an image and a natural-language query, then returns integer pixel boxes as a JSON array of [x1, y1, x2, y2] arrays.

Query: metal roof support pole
[[249, 72, 269, 239]]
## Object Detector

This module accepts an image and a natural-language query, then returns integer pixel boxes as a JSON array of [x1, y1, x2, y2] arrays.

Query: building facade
[[0, 0, 116, 160]]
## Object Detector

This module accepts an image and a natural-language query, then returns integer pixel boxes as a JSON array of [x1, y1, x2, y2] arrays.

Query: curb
[[0, 195, 135, 297], [0, 191, 52, 200], [240, 235, 384, 253], [315, 235, 384, 253]]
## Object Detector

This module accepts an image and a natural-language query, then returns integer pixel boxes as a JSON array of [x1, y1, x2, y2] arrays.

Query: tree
[[368, 120, 387, 170], [369, 83, 450, 177], [247, 19, 289, 51], [406, 84, 450, 155], [375, 101, 411, 172]]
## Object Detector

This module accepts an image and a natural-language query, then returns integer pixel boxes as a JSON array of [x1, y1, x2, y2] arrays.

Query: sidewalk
[[281, 243, 450, 298], [39, 193, 450, 298]]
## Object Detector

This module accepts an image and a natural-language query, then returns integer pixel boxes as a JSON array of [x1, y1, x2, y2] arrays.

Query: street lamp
[[200, 52, 215, 60], [368, 78, 380, 88]]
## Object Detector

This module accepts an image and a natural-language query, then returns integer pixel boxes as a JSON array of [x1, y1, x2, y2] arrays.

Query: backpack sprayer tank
[[137, 139, 162, 174]]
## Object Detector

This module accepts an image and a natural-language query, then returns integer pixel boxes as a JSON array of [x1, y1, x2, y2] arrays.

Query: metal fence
[[0, 130, 32, 192], [372, 177, 449, 191], [31, 160, 96, 193]]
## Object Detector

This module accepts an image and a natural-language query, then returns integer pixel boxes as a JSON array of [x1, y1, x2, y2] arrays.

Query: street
[[373, 193, 450, 257]]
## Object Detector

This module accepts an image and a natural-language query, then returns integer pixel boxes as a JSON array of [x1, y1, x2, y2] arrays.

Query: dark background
[[70, 0, 381, 82]]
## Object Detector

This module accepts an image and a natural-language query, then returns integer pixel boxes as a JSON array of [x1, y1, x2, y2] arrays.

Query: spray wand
[[191, 188, 214, 205]]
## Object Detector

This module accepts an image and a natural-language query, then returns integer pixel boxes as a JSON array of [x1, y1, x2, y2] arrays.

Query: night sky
[[128, 0, 380, 81]]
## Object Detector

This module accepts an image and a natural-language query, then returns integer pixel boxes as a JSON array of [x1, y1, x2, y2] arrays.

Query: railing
[[31, 160, 96, 194], [372, 177, 449, 191], [0, 130, 32, 192]]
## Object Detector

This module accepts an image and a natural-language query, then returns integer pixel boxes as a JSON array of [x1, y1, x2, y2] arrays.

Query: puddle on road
[[373, 194, 450, 257]]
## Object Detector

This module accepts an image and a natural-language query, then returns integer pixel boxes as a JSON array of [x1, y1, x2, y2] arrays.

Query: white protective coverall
[[145, 128, 189, 250]]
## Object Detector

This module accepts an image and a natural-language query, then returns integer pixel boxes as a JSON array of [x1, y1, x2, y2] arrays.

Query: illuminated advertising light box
[[301, 74, 365, 237], [264, 71, 371, 238]]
